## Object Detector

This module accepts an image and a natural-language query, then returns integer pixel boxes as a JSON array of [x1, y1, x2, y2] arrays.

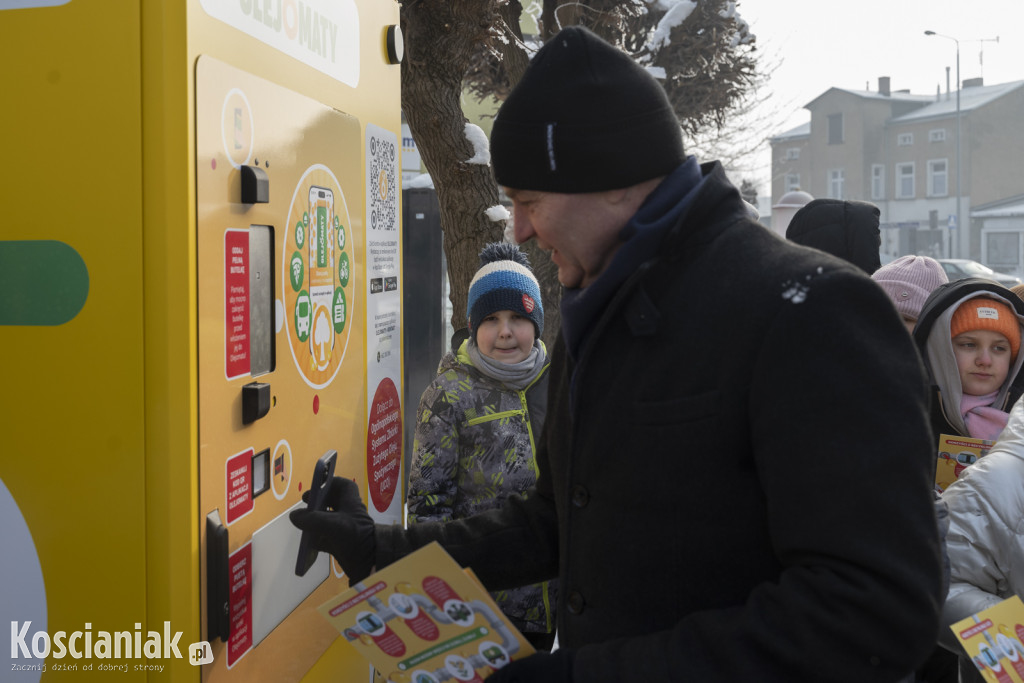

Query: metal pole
[[926, 31, 963, 259], [954, 40, 961, 260]]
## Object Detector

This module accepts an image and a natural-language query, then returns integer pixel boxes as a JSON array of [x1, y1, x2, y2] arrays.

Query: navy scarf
[[560, 157, 704, 362]]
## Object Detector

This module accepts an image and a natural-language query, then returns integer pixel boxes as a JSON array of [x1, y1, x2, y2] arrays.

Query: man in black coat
[[292, 26, 944, 682]]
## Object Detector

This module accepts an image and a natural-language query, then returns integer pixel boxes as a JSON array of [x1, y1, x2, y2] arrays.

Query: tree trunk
[[517, 241, 561, 352], [401, 0, 506, 335], [494, 1, 530, 88]]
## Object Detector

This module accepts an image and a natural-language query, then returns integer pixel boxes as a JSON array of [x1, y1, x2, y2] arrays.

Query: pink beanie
[[871, 255, 948, 322]]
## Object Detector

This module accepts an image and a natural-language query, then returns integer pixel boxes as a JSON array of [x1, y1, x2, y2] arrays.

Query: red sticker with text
[[225, 229, 250, 379], [225, 449, 254, 524], [367, 378, 402, 512], [227, 543, 252, 667]]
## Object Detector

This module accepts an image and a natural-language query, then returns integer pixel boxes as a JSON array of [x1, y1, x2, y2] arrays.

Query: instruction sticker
[[225, 229, 251, 379], [365, 123, 403, 523], [227, 543, 253, 667], [226, 448, 254, 525]]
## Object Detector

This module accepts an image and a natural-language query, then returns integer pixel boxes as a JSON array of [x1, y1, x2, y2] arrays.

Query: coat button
[[571, 485, 589, 508], [567, 591, 586, 615]]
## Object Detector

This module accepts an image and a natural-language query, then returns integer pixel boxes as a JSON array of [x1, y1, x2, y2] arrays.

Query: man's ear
[[604, 176, 665, 210]]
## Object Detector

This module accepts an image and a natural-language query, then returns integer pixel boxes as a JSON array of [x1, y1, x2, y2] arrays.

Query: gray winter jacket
[[941, 396, 1024, 650], [407, 341, 554, 634]]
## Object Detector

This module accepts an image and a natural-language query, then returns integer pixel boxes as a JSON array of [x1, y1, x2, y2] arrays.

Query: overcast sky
[[738, 0, 1024, 198]]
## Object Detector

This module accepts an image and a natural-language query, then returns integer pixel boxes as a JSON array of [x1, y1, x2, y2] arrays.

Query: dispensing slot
[[251, 503, 330, 647], [206, 510, 231, 642]]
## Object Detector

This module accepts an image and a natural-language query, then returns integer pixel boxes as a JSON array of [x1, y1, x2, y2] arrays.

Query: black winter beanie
[[490, 26, 686, 193], [785, 198, 882, 274]]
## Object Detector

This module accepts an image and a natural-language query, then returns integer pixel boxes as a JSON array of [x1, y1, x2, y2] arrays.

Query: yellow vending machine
[[1, 1, 405, 681]]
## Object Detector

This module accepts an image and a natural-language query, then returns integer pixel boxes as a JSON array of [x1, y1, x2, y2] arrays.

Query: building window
[[785, 173, 800, 192], [871, 164, 885, 200], [785, 147, 801, 160], [827, 114, 843, 144], [896, 163, 915, 199], [987, 232, 1020, 272], [828, 169, 845, 199], [928, 159, 949, 197], [897, 133, 914, 146], [929, 129, 947, 143]]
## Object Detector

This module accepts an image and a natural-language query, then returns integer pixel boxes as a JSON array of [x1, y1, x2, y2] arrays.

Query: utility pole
[[925, 31, 961, 259]]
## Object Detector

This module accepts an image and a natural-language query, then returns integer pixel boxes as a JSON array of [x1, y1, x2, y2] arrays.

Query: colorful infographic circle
[[283, 165, 355, 389]]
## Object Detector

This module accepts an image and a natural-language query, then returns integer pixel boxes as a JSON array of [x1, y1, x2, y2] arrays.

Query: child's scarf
[[961, 391, 1009, 441]]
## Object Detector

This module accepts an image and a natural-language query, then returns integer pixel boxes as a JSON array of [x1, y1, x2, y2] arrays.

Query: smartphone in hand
[[294, 449, 337, 576]]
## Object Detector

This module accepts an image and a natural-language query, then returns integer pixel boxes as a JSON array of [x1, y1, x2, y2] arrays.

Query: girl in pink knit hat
[[872, 255, 948, 333]]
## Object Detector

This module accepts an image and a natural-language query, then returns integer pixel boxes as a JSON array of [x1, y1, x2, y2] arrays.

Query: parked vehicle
[[937, 259, 1022, 288]]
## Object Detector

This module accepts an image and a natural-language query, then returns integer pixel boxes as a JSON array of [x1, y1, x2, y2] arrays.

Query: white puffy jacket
[[941, 395, 1024, 649]]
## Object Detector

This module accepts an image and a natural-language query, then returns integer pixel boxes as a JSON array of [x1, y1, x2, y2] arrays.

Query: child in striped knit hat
[[465, 242, 545, 368], [407, 242, 556, 651]]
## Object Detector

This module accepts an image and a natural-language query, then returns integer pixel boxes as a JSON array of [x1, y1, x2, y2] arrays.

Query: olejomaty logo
[[11, 621, 187, 661]]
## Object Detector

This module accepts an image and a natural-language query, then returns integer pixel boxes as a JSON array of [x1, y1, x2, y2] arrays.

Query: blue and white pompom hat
[[467, 242, 544, 341]]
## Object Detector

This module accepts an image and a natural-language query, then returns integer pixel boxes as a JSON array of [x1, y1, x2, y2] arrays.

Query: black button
[[242, 381, 271, 424], [571, 485, 589, 508], [567, 591, 585, 615], [240, 165, 269, 204]]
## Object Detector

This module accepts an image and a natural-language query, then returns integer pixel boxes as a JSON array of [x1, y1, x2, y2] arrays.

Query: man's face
[[504, 187, 629, 289]]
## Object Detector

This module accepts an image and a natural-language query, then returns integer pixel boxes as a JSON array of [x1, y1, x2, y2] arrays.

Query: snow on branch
[[464, 123, 491, 165]]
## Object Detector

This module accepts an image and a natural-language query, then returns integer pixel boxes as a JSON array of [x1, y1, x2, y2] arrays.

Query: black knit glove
[[485, 649, 574, 683], [289, 477, 376, 585]]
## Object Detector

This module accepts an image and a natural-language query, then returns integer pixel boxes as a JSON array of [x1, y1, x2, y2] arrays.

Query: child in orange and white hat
[[914, 279, 1024, 679], [948, 297, 1021, 437], [920, 282, 1024, 677], [915, 279, 1024, 443]]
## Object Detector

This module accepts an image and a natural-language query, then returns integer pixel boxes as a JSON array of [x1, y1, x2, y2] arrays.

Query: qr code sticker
[[369, 135, 398, 232]]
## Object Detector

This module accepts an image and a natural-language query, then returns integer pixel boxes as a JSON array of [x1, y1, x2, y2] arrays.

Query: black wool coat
[[379, 162, 943, 682]]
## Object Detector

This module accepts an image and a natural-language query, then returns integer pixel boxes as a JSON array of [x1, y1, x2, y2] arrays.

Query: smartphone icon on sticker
[[307, 186, 335, 363], [308, 186, 334, 276]]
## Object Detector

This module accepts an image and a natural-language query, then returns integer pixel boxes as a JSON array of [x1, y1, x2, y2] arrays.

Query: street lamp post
[[925, 30, 961, 260]]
